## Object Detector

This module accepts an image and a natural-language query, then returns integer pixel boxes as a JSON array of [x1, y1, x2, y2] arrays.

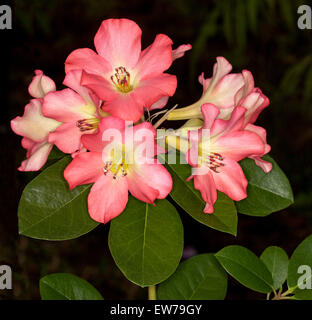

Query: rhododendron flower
[[168, 57, 272, 172], [65, 18, 191, 122], [11, 71, 61, 171], [64, 117, 172, 223], [42, 70, 104, 154], [168, 57, 269, 122], [186, 104, 265, 214]]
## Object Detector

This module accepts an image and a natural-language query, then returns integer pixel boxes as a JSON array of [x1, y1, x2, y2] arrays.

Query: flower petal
[[64, 152, 103, 190], [88, 174, 129, 224], [193, 171, 217, 214], [135, 34, 173, 80], [65, 48, 112, 75], [212, 158, 248, 201], [28, 70, 56, 98], [11, 99, 60, 142], [94, 18, 142, 69], [172, 44, 192, 61], [18, 141, 53, 172], [42, 88, 96, 122]]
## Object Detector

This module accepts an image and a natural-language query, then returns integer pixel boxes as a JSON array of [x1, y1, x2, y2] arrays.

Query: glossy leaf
[[288, 235, 312, 300], [108, 197, 183, 287], [236, 155, 294, 216], [161, 153, 237, 236], [260, 246, 289, 290], [157, 254, 227, 300], [40, 273, 103, 300], [18, 157, 98, 240], [215, 245, 273, 293]]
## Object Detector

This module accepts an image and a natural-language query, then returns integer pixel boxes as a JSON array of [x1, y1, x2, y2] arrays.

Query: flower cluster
[[11, 18, 271, 222]]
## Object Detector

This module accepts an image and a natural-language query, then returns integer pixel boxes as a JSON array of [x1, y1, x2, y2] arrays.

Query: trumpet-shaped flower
[[11, 71, 61, 171], [42, 70, 104, 154], [186, 103, 265, 214], [65, 18, 191, 122], [168, 57, 271, 172], [64, 117, 172, 223]]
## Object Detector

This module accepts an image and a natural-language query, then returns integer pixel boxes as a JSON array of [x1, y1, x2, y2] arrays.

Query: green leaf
[[108, 197, 183, 287], [18, 157, 98, 240], [288, 235, 312, 300], [215, 245, 273, 293], [236, 155, 294, 216], [157, 254, 227, 300], [260, 246, 289, 290], [40, 273, 103, 300], [161, 153, 237, 236]]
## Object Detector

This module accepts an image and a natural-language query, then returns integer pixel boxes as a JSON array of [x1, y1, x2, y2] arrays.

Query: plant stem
[[148, 285, 157, 300]]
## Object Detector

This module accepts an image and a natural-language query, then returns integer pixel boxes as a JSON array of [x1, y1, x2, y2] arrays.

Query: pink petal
[[48, 122, 87, 154], [198, 72, 212, 93], [94, 18, 142, 69], [201, 103, 220, 129], [64, 152, 103, 190], [101, 92, 144, 122], [18, 141, 53, 172], [215, 130, 265, 161], [210, 57, 233, 88], [249, 156, 273, 173], [11, 99, 60, 142], [135, 34, 173, 80], [81, 70, 119, 102], [172, 44, 192, 61], [65, 48, 112, 75], [132, 74, 177, 111], [234, 70, 255, 105], [193, 171, 217, 214], [63, 70, 99, 106], [212, 158, 248, 201], [42, 88, 90, 122], [88, 174, 129, 224], [28, 70, 56, 98]]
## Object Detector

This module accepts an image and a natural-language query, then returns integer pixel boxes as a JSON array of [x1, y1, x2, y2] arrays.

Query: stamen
[[111, 66, 132, 93], [76, 118, 100, 132], [206, 152, 224, 173]]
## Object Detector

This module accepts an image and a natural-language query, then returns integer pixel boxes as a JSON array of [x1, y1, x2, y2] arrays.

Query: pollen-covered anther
[[103, 161, 128, 179], [111, 66, 132, 93], [76, 118, 100, 132]]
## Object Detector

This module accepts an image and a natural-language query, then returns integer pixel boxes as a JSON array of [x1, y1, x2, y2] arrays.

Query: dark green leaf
[[215, 245, 273, 293], [18, 157, 98, 240], [288, 235, 312, 300], [108, 197, 183, 287], [157, 254, 227, 300], [236, 155, 294, 216], [40, 273, 103, 300], [161, 153, 237, 236], [260, 246, 289, 290]]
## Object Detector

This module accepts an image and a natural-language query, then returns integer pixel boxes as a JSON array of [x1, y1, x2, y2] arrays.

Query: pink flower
[[64, 117, 173, 223], [42, 70, 104, 154], [65, 18, 191, 122], [11, 71, 61, 171], [168, 57, 272, 172], [186, 104, 265, 214]]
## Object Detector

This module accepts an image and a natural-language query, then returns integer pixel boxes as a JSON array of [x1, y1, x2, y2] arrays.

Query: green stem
[[148, 285, 157, 300]]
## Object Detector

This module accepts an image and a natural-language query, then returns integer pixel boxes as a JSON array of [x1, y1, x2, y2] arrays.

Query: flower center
[[206, 152, 224, 173], [76, 117, 100, 132], [111, 66, 133, 93], [103, 148, 130, 179]]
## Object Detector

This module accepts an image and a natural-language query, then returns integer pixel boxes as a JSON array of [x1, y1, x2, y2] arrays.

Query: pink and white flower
[[186, 103, 265, 213], [42, 70, 104, 154], [65, 18, 191, 122], [64, 117, 172, 223], [11, 71, 61, 171]]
